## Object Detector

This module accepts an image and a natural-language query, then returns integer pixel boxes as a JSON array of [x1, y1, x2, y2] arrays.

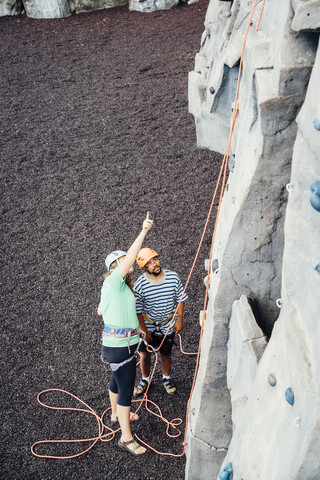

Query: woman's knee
[[109, 374, 118, 394], [117, 391, 132, 407]]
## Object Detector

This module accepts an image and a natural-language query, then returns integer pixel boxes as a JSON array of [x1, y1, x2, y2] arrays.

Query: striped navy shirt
[[134, 269, 188, 336]]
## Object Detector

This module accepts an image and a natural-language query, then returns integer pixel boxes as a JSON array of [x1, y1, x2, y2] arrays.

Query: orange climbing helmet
[[136, 248, 158, 269]]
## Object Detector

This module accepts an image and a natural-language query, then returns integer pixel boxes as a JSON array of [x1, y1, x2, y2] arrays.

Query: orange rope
[[31, 0, 264, 460], [180, 0, 259, 453], [31, 389, 116, 459], [256, 0, 266, 32]]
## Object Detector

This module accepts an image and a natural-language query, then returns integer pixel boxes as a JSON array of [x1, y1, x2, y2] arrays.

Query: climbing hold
[[276, 298, 282, 308], [267, 374, 277, 387], [226, 10, 232, 18], [201, 31, 210, 48], [219, 472, 229, 480], [204, 259, 210, 271], [311, 258, 320, 271], [219, 462, 233, 480], [285, 387, 294, 405], [228, 154, 235, 172], [310, 181, 320, 212], [210, 86, 215, 95], [293, 416, 301, 428], [286, 183, 294, 193], [199, 310, 207, 327], [313, 119, 320, 131], [212, 258, 219, 273]]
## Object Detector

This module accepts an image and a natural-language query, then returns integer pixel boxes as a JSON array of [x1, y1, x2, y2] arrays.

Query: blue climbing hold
[[313, 119, 320, 131], [310, 181, 320, 212], [219, 472, 229, 480], [311, 258, 320, 271], [285, 387, 294, 405], [219, 462, 233, 480]]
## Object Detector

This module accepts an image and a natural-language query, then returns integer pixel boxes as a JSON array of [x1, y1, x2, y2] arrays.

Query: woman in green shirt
[[98, 213, 153, 456]]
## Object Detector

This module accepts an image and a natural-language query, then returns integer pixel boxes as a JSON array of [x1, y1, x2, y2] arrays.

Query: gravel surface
[[0, 3, 222, 479]]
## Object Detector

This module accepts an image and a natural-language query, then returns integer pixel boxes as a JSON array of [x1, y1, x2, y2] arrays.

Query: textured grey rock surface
[[227, 295, 267, 428], [129, 0, 178, 13], [73, 0, 127, 13], [186, 0, 320, 479], [0, 0, 128, 17], [292, 0, 320, 31], [0, 0, 23, 15], [21, 0, 71, 18]]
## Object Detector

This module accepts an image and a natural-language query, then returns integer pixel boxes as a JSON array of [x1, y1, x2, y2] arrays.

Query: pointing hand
[[143, 211, 153, 232]]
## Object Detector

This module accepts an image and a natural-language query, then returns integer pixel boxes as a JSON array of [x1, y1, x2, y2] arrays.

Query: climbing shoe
[[133, 378, 149, 397], [162, 378, 176, 395]]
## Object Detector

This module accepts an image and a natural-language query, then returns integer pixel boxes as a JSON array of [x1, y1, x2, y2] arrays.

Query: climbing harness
[[31, 0, 267, 461], [110, 355, 134, 372], [142, 312, 173, 332], [102, 325, 143, 351], [102, 326, 147, 368], [103, 325, 142, 338], [103, 350, 136, 372]]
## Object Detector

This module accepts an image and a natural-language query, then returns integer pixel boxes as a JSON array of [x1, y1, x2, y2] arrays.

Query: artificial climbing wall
[[186, 0, 320, 479]]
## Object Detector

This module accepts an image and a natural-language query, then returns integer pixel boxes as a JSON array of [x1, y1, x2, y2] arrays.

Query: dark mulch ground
[[0, 3, 221, 479]]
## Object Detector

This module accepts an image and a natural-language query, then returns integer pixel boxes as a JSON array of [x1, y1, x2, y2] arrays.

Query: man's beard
[[149, 267, 162, 276]]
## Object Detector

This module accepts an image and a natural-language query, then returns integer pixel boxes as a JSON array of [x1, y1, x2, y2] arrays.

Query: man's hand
[[138, 313, 152, 343], [145, 330, 153, 343], [174, 316, 183, 334]]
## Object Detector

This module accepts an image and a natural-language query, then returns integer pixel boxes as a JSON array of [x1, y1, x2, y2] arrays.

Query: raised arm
[[119, 212, 153, 278]]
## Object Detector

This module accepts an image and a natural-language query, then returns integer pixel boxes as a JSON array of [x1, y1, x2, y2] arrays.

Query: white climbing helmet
[[105, 250, 126, 271]]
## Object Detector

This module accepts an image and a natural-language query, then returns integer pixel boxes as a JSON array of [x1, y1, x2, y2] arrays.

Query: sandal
[[162, 378, 176, 395], [133, 379, 149, 397], [111, 412, 139, 423], [118, 437, 146, 456]]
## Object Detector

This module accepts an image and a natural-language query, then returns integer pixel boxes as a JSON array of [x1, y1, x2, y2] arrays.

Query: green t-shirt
[[99, 266, 139, 348]]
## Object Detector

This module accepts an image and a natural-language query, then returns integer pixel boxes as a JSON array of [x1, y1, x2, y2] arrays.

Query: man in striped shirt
[[133, 248, 188, 396]]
